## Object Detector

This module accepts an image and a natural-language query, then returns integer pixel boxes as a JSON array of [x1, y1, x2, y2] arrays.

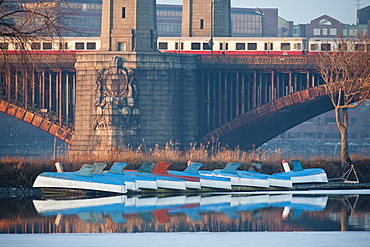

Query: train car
[[308, 37, 370, 54], [0, 37, 101, 54], [157, 37, 307, 56]]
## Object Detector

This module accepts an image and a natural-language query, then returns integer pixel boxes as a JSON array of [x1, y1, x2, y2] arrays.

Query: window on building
[[43, 42, 53, 50], [287, 132, 301, 139], [75, 42, 85, 50], [203, 43, 211, 50], [87, 42, 96, 50], [330, 28, 337, 35], [281, 43, 291, 51], [236, 43, 245, 50], [325, 117, 336, 124], [191, 42, 201, 50], [122, 7, 126, 18], [118, 42, 125, 51], [31, 42, 41, 50], [351, 117, 357, 126], [322, 28, 328, 35], [158, 42, 168, 50], [303, 132, 316, 139], [200, 19, 204, 29], [314, 28, 321, 35], [319, 19, 332, 25], [350, 133, 357, 139], [247, 43, 257, 50], [324, 133, 341, 139]]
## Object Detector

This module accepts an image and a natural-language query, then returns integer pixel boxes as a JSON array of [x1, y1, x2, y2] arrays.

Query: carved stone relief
[[93, 57, 140, 131]]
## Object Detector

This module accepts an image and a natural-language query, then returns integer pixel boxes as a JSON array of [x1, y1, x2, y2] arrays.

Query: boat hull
[[33, 174, 127, 194]]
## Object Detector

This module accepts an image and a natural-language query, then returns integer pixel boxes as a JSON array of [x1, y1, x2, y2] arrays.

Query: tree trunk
[[335, 107, 351, 169]]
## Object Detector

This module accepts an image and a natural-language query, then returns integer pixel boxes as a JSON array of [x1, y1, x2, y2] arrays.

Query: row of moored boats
[[33, 160, 328, 194]]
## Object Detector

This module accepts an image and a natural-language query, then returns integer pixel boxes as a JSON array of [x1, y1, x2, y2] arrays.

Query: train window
[[181, 42, 184, 50], [203, 43, 211, 50], [293, 43, 301, 50], [43, 42, 52, 50], [15, 43, 26, 50], [236, 43, 245, 50], [175, 42, 179, 50], [158, 42, 168, 50], [281, 43, 291, 51], [247, 43, 257, 50], [191, 42, 201, 50], [355, 44, 365, 51], [31, 42, 41, 50], [338, 43, 347, 51], [87, 42, 96, 50], [75, 42, 85, 50], [320, 43, 331, 51], [0, 42, 9, 50], [310, 44, 319, 51], [59, 42, 68, 50]]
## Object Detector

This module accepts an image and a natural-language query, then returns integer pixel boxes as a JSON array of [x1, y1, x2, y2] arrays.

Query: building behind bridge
[[2, 1, 369, 38]]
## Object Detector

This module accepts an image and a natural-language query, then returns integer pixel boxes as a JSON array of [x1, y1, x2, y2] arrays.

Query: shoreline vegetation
[[1, 147, 370, 190]]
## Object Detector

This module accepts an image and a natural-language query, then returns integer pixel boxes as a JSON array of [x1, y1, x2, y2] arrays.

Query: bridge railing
[[197, 55, 317, 65]]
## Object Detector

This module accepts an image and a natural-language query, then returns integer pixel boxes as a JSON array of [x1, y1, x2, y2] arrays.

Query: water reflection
[[1, 193, 370, 233]]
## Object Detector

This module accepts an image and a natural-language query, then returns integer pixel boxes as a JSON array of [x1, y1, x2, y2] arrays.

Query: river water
[[1, 191, 369, 234]]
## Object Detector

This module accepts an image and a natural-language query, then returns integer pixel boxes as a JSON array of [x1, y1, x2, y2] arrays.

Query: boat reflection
[[33, 194, 328, 227]]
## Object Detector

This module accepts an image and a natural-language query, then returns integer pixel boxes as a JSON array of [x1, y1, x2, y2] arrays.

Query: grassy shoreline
[[1, 148, 370, 187]]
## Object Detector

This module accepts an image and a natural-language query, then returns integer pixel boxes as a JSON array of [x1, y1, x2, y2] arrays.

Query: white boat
[[168, 162, 232, 190], [33, 163, 128, 194], [123, 162, 187, 190], [272, 160, 328, 184], [237, 162, 292, 188], [103, 162, 158, 190], [199, 162, 270, 188]]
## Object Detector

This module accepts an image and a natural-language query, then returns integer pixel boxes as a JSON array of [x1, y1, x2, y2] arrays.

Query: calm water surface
[[1, 192, 369, 234]]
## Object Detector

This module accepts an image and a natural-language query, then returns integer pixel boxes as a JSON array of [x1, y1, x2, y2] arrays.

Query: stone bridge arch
[[200, 84, 333, 149], [0, 100, 74, 144]]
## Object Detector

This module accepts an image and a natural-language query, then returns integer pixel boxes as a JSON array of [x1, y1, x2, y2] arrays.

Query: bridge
[[0, 52, 333, 151]]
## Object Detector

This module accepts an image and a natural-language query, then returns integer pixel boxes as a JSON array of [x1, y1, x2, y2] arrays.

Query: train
[[0, 36, 365, 55]]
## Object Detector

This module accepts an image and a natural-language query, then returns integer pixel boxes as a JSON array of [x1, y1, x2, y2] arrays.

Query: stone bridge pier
[[69, 52, 198, 156]]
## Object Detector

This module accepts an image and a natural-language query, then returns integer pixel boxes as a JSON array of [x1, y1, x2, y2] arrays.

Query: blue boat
[[102, 162, 158, 190], [123, 162, 187, 190], [199, 162, 270, 188], [272, 160, 328, 184], [167, 162, 232, 190], [237, 162, 292, 188], [33, 163, 128, 194]]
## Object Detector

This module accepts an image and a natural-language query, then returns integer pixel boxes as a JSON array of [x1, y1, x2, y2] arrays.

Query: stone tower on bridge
[[100, 0, 158, 52], [70, 0, 198, 156], [182, 0, 231, 37]]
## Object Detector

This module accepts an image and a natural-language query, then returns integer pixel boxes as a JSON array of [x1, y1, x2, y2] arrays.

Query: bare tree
[[315, 36, 370, 168], [0, 0, 75, 41]]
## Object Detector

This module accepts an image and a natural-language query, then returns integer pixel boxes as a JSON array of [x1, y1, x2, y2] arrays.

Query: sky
[[157, 0, 370, 25]]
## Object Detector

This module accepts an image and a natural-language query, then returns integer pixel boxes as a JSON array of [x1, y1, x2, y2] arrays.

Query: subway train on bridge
[[0, 36, 366, 55]]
